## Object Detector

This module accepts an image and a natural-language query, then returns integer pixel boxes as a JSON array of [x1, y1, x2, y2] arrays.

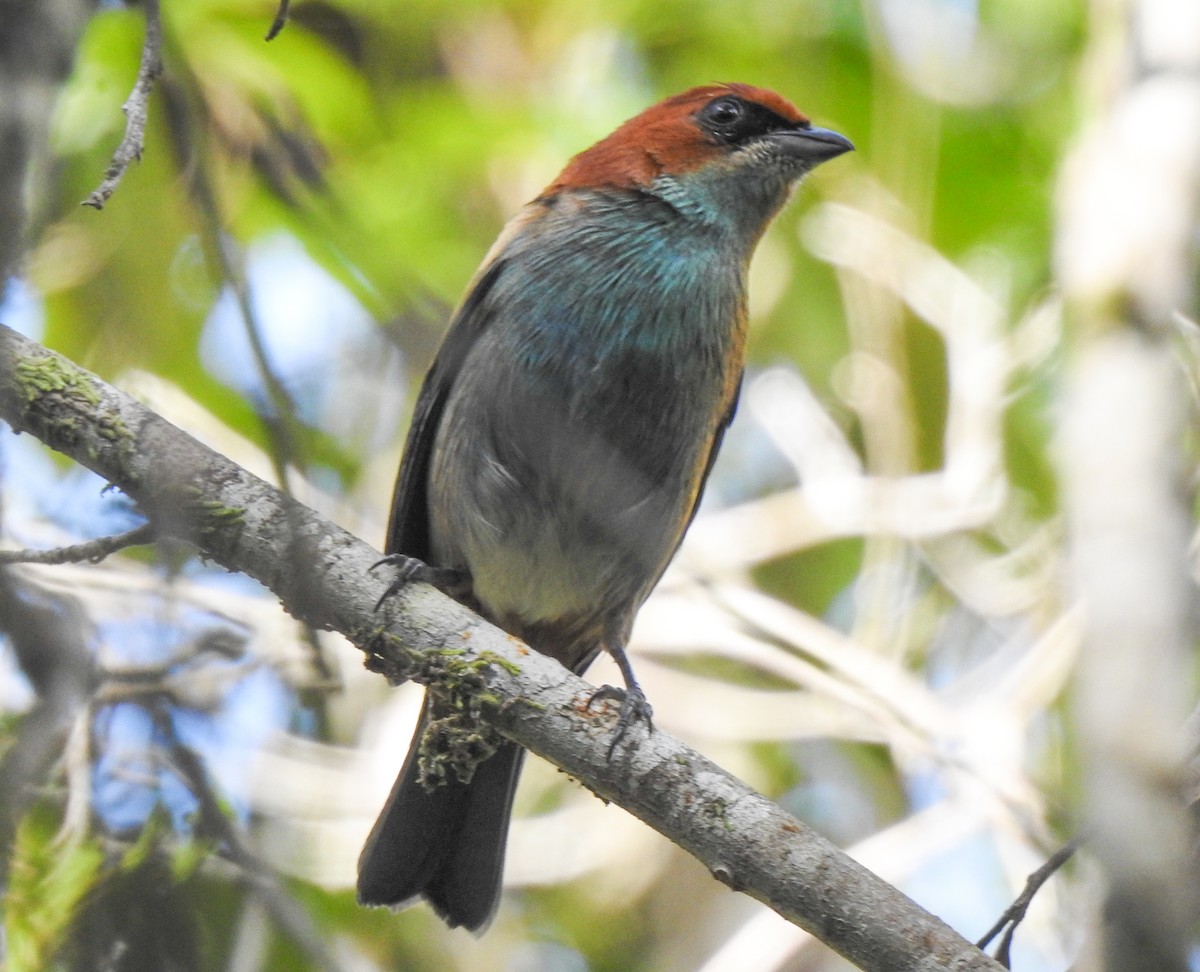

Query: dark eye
[[697, 96, 782, 145], [706, 98, 743, 126]]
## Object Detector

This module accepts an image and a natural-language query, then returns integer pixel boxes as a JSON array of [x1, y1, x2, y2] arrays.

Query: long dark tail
[[356, 700, 525, 932]]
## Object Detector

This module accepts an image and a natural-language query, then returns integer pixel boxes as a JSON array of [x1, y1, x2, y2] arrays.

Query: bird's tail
[[357, 699, 525, 933]]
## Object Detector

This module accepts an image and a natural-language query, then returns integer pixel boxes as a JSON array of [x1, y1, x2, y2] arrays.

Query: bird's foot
[[588, 682, 654, 759], [587, 639, 654, 758], [370, 554, 470, 609]]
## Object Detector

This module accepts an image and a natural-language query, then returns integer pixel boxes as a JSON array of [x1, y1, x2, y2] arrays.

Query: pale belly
[[426, 404, 702, 643]]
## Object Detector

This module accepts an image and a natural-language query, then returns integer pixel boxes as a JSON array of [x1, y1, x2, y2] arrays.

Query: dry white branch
[[689, 204, 1018, 568]]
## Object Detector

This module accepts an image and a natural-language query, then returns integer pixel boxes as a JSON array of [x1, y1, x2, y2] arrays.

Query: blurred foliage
[[5, 806, 104, 972], [0, 0, 1145, 969]]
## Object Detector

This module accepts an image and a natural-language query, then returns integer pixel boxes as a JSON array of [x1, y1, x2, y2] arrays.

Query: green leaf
[[4, 813, 105, 972]]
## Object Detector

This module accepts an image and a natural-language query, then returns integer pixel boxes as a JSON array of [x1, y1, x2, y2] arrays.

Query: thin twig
[[83, 0, 164, 209], [976, 839, 1079, 967], [0, 523, 154, 565], [264, 0, 291, 41]]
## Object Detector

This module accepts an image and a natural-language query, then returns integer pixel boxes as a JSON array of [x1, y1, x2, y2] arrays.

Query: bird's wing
[[679, 370, 742, 540], [385, 257, 507, 558]]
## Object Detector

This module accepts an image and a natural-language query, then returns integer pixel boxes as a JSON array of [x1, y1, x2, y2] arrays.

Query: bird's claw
[[371, 554, 470, 609], [371, 554, 427, 610], [588, 683, 654, 759]]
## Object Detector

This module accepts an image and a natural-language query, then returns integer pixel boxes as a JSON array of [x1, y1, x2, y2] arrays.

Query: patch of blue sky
[[903, 831, 1070, 971], [92, 702, 197, 833], [0, 277, 45, 340], [92, 660, 292, 834], [1, 433, 143, 545], [199, 234, 375, 426]]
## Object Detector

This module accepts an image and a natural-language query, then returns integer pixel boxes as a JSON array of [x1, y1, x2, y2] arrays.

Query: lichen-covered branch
[[0, 323, 1003, 972]]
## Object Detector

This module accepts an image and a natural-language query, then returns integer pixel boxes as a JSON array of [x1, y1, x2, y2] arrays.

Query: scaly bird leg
[[588, 642, 654, 759]]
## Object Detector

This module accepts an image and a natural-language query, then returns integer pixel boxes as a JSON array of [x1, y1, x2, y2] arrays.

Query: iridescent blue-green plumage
[[428, 191, 749, 647], [357, 83, 852, 931]]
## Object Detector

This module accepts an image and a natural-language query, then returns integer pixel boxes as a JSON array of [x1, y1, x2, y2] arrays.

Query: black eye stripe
[[697, 96, 803, 145]]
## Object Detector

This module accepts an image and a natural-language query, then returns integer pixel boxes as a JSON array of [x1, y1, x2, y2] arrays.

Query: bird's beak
[[770, 126, 855, 165]]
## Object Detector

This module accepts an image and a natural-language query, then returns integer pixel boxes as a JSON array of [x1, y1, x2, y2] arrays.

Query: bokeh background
[[2, 0, 1198, 969]]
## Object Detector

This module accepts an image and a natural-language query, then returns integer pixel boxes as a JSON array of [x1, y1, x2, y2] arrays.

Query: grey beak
[[773, 125, 854, 164]]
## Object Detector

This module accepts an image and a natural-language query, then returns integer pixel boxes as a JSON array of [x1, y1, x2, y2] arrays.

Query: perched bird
[[358, 82, 852, 931]]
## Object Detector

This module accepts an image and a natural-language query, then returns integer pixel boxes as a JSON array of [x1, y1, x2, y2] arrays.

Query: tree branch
[[0, 323, 1003, 972], [0, 523, 155, 565], [82, 0, 164, 210], [265, 0, 291, 42]]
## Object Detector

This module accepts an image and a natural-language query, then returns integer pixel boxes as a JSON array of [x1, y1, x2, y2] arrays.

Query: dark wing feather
[[385, 258, 508, 558]]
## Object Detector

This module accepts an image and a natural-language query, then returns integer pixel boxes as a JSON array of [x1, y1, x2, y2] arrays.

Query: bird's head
[[545, 83, 853, 241]]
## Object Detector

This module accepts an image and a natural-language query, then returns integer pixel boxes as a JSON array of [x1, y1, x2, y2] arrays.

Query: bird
[[357, 82, 853, 932]]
